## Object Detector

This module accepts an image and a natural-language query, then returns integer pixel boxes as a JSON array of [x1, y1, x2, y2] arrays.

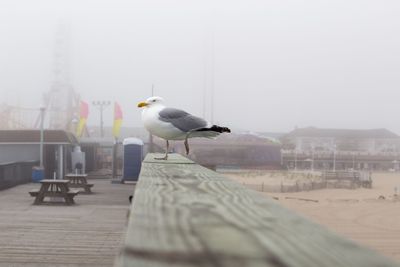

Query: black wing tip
[[196, 125, 231, 133], [214, 125, 231, 133]]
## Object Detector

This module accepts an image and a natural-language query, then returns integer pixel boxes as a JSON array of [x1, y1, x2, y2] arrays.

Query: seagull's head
[[137, 96, 164, 108]]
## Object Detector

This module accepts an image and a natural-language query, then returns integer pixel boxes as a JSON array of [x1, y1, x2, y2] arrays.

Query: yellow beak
[[137, 102, 148, 108]]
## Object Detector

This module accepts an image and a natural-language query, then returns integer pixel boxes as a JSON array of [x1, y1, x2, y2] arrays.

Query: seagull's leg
[[184, 137, 190, 155], [155, 140, 169, 160], [165, 140, 169, 159]]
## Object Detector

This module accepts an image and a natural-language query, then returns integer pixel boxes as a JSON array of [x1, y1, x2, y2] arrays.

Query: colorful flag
[[76, 101, 89, 137], [112, 102, 123, 138]]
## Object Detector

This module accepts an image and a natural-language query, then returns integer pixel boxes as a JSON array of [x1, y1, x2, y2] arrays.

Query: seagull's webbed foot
[[154, 155, 168, 160], [154, 140, 169, 160]]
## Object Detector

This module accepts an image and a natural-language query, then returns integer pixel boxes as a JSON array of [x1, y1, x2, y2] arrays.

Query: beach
[[226, 171, 400, 261]]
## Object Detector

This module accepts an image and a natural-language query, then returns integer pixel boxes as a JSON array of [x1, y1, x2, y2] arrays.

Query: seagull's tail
[[204, 125, 231, 134], [189, 125, 231, 138]]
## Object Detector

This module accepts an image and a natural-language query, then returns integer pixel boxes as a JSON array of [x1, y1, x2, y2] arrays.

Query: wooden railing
[[0, 160, 38, 190], [115, 153, 398, 267]]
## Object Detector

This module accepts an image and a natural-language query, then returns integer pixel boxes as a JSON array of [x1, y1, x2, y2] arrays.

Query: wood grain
[[116, 153, 399, 267], [0, 179, 133, 266], [144, 153, 195, 165]]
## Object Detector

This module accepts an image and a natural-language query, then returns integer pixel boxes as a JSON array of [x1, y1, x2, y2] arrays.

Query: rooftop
[[0, 130, 78, 144], [285, 127, 399, 139]]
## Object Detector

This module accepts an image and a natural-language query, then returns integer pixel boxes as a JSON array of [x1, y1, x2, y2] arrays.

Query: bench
[[29, 180, 79, 205], [67, 189, 80, 196], [69, 183, 93, 193], [29, 189, 40, 197], [65, 174, 93, 193], [66, 189, 80, 204]]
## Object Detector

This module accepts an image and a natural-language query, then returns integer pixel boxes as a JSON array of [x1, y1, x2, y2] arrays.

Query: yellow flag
[[76, 101, 89, 137], [113, 102, 123, 138]]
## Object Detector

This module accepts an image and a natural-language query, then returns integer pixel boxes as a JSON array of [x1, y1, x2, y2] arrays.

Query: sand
[[226, 171, 400, 262]]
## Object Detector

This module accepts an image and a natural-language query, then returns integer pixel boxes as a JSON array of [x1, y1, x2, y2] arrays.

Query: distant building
[[281, 127, 400, 171], [156, 133, 282, 170], [0, 130, 78, 179]]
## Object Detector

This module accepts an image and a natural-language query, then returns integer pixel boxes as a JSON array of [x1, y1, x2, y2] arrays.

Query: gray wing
[[159, 108, 207, 132]]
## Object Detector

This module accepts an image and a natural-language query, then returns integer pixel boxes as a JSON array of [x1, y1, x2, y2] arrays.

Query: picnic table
[[29, 179, 79, 205], [65, 173, 93, 193]]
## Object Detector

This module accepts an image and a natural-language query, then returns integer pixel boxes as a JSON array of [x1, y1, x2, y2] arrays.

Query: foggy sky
[[0, 0, 400, 133]]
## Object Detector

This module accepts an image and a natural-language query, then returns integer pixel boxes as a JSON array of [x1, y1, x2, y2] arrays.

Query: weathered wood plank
[[144, 153, 195, 164], [116, 153, 399, 267], [0, 179, 133, 266]]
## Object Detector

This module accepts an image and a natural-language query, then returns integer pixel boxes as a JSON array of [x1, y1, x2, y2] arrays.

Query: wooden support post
[[116, 153, 398, 267], [112, 138, 118, 179]]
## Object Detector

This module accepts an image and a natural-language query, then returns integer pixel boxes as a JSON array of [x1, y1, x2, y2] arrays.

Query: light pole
[[39, 107, 46, 168], [92, 101, 111, 137]]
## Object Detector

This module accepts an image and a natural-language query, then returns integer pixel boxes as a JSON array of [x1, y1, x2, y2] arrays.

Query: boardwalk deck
[[116, 153, 399, 267], [0, 179, 134, 267]]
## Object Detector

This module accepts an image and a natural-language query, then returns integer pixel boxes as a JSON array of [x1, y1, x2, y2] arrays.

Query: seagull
[[138, 96, 231, 160]]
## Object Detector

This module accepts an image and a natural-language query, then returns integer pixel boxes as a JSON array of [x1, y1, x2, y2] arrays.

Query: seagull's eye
[[152, 100, 156, 102]]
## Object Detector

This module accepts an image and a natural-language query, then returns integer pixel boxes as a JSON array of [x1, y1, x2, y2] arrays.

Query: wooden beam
[[116, 153, 398, 267]]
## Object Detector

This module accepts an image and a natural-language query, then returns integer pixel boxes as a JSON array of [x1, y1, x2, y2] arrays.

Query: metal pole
[[92, 101, 110, 138], [39, 107, 45, 168], [210, 35, 215, 125], [100, 105, 104, 138], [112, 138, 118, 179], [57, 145, 63, 180]]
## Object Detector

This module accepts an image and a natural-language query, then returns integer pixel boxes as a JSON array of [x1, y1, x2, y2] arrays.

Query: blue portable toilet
[[32, 166, 44, 183], [122, 138, 144, 182]]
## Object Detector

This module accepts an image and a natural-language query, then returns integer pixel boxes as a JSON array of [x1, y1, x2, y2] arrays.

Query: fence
[[323, 171, 372, 189], [0, 161, 38, 190], [237, 170, 372, 193], [241, 180, 328, 193]]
